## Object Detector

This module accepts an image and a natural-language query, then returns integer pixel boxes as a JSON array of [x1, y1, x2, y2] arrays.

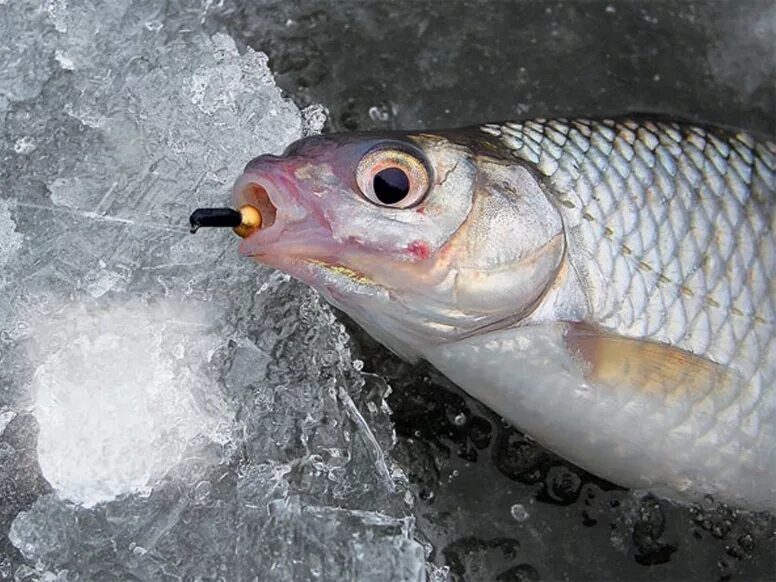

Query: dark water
[[210, 1, 776, 581], [214, 0, 775, 136]]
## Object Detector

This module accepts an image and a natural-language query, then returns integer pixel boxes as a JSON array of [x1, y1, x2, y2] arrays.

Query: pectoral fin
[[563, 322, 735, 398]]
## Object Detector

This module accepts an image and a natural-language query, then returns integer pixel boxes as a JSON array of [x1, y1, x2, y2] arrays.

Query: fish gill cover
[[0, 0, 423, 580]]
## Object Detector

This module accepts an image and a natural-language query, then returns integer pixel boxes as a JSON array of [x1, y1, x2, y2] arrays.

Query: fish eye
[[355, 147, 430, 208]]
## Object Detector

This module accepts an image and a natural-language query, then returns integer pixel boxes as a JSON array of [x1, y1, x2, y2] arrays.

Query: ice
[[0, 0, 421, 579], [6, 280, 420, 579], [509, 504, 529, 523], [0, 201, 22, 256], [0, 408, 15, 436], [30, 299, 232, 507], [9, 493, 424, 581]]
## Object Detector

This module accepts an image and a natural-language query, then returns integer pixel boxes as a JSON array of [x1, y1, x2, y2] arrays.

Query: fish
[[226, 117, 776, 511]]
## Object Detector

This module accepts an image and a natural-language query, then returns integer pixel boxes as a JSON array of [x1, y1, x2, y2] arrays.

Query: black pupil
[[373, 167, 410, 205]]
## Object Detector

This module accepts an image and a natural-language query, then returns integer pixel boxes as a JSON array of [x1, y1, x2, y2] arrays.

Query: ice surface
[[0, 201, 23, 278], [30, 299, 233, 507], [0, 0, 420, 579]]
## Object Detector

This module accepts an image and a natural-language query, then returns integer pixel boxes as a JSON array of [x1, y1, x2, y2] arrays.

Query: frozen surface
[[30, 300, 232, 508], [0, 0, 420, 580], [213, 0, 775, 135]]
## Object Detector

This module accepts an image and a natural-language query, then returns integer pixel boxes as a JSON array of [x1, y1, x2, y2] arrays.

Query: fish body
[[231, 118, 776, 510]]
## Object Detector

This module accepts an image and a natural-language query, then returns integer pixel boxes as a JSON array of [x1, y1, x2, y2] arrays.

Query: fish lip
[[231, 166, 392, 293], [231, 169, 353, 272]]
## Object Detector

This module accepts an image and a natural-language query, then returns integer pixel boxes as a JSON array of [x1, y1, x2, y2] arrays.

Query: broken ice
[[0, 0, 421, 579], [30, 299, 233, 508]]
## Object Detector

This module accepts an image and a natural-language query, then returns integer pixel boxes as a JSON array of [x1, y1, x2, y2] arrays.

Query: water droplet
[[368, 102, 395, 123], [545, 466, 582, 504], [510, 503, 530, 522]]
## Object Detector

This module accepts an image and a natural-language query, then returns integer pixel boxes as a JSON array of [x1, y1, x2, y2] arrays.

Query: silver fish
[[228, 118, 775, 510]]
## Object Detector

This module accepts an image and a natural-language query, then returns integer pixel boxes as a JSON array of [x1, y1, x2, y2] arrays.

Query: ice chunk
[[1, 0, 415, 578], [0, 200, 22, 276], [301, 104, 329, 136], [0, 2, 56, 102], [0, 406, 15, 436], [233, 496, 424, 581], [29, 299, 233, 507], [9, 492, 425, 581], [7, 278, 418, 579]]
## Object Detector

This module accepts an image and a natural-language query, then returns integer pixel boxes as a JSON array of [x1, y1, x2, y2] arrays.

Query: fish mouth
[[231, 172, 374, 286]]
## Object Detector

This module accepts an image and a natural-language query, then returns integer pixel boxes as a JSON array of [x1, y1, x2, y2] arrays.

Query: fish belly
[[425, 322, 776, 510]]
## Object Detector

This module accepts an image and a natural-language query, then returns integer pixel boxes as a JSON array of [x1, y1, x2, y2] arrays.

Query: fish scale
[[490, 119, 775, 385], [481, 120, 776, 502]]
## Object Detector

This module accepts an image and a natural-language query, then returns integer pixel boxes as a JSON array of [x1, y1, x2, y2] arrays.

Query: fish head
[[233, 130, 565, 360]]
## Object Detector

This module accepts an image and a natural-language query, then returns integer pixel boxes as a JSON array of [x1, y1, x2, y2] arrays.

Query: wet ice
[[0, 201, 22, 273], [29, 300, 232, 508], [0, 0, 420, 579]]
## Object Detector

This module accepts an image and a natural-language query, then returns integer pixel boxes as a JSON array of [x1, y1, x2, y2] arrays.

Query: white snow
[[29, 299, 232, 507]]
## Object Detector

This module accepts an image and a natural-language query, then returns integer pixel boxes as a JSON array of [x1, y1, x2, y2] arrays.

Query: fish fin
[[563, 322, 735, 397]]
